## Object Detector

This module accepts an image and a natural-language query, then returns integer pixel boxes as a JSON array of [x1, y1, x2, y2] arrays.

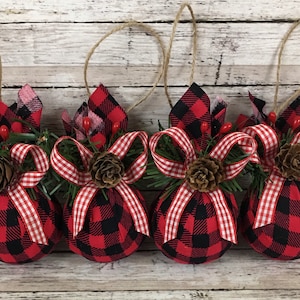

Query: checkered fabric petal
[[276, 96, 300, 133], [0, 192, 62, 264], [0, 85, 42, 137], [211, 97, 227, 136], [88, 84, 128, 137], [235, 92, 267, 129], [248, 92, 267, 123], [63, 187, 146, 262], [169, 83, 211, 149], [62, 84, 128, 148], [15, 84, 43, 131], [151, 189, 238, 264]]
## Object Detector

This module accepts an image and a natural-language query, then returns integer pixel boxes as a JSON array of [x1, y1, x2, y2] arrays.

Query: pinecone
[[185, 156, 224, 192], [0, 157, 14, 192], [89, 152, 125, 188], [275, 143, 300, 180]]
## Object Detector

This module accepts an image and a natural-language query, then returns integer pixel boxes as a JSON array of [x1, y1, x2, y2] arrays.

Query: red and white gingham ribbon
[[7, 144, 49, 245], [50, 132, 149, 238], [244, 124, 300, 229], [242, 124, 278, 170], [149, 127, 257, 244]]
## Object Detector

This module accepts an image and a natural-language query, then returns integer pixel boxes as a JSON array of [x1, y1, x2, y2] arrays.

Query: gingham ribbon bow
[[149, 127, 257, 244], [242, 124, 300, 229], [50, 132, 149, 238], [7, 144, 49, 245]]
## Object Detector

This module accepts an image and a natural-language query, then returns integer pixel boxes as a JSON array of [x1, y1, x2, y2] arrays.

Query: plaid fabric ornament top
[[62, 84, 128, 149], [149, 83, 258, 264], [52, 84, 149, 262], [0, 84, 43, 136], [169, 83, 228, 149]]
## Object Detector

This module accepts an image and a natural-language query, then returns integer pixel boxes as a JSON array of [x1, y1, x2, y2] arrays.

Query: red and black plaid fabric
[[151, 189, 238, 264], [0, 84, 42, 134], [235, 92, 267, 129], [63, 188, 146, 262], [211, 99, 227, 136], [0, 191, 62, 264], [169, 83, 211, 148], [240, 179, 300, 260], [62, 84, 128, 145], [276, 96, 300, 133]]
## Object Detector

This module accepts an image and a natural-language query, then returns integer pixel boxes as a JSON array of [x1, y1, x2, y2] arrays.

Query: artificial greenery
[[55, 128, 146, 206], [0, 121, 61, 201], [145, 121, 269, 199]]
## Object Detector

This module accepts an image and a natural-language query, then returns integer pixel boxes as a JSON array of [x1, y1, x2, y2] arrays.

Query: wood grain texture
[[0, 23, 300, 86], [0, 290, 299, 300], [0, 251, 299, 292], [0, 0, 300, 22], [0, 0, 300, 298]]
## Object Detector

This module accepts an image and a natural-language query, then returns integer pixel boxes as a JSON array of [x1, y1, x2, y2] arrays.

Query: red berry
[[0, 125, 10, 141], [111, 122, 120, 136], [219, 122, 232, 134], [292, 116, 300, 131], [91, 133, 106, 149], [11, 121, 23, 133], [200, 121, 209, 133], [268, 111, 277, 124], [82, 116, 91, 134]]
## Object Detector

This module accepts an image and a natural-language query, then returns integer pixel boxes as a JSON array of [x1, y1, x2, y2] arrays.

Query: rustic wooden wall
[[0, 0, 300, 299]]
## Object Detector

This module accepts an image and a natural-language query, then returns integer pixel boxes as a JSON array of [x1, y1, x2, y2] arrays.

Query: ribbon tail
[[253, 171, 285, 229], [164, 181, 194, 243], [115, 181, 149, 236], [207, 189, 237, 244], [72, 182, 98, 238], [8, 184, 48, 245]]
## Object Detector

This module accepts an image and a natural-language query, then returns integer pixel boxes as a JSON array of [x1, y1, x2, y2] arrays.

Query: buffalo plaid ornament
[[0, 85, 62, 264], [240, 97, 300, 260], [0, 144, 62, 264], [51, 85, 149, 262], [149, 84, 257, 264]]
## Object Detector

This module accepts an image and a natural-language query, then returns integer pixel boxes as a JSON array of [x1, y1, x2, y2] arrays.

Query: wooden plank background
[[1, 0, 300, 299]]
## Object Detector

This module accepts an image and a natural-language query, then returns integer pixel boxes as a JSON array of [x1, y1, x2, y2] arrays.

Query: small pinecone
[[0, 157, 14, 192], [185, 156, 224, 192], [89, 152, 125, 188], [275, 143, 300, 180]]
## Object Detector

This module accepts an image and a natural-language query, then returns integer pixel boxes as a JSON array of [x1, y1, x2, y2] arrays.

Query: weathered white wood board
[[1, 0, 300, 22], [1, 0, 300, 298], [0, 290, 299, 300], [0, 251, 300, 292], [1, 23, 300, 86]]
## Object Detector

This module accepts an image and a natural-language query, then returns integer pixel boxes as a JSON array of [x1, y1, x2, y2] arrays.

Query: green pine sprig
[[145, 124, 255, 197]]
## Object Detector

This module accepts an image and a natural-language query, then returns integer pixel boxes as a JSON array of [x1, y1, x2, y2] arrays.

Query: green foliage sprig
[[145, 123, 254, 199]]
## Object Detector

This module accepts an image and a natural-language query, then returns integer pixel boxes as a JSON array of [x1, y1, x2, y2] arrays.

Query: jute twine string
[[164, 2, 197, 108], [84, 21, 165, 113], [273, 20, 300, 114]]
